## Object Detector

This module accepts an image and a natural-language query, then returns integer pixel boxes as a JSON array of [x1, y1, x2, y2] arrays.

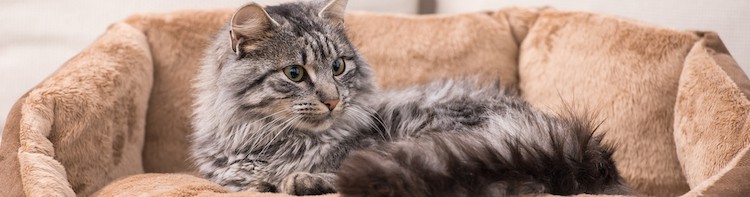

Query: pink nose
[[323, 99, 339, 111]]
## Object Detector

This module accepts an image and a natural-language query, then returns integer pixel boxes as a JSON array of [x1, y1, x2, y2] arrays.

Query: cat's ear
[[230, 3, 279, 54], [318, 0, 348, 25]]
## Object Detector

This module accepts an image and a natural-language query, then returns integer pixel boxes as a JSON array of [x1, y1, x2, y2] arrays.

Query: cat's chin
[[294, 116, 336, 133], [297, 120, 334, 133]]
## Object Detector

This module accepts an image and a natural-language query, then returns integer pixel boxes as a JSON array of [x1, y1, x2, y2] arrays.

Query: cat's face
[[216, 0, 374, 133]]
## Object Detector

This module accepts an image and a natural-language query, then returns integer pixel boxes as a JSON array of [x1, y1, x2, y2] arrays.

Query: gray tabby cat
[[191, 0, 632, 196]]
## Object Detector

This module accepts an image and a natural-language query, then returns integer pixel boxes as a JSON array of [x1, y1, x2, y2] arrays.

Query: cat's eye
[[284, 65, 305, 82], [332, 58, 346, 76]]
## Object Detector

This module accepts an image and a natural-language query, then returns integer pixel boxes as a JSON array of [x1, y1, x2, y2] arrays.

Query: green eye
[[332, 58, 346, 76], [284, 65, 305, 82]]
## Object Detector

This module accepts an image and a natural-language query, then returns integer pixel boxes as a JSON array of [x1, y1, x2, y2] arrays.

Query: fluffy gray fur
[[192, 0, 631, 196], [193, 0, 377, 193]]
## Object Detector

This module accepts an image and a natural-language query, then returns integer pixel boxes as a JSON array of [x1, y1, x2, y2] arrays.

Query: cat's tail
[[335, 114, 632, 197]]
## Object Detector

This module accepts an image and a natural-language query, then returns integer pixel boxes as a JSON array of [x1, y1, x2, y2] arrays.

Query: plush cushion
[[1, 7, 748, 197], [94, 173, 340, 197], [517, 10, 698, 196], [673, 32, 750, 192], [0, 23, 153, 196]]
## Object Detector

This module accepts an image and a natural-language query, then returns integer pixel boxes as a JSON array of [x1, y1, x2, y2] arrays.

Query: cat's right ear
[[230, 3, 279, 55]]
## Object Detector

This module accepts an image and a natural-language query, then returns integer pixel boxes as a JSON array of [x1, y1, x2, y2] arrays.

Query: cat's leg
[[279, 172, 337, 195]]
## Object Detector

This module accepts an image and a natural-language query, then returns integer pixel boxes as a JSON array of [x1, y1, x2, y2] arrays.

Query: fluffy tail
[[336, 114, 632, 197]]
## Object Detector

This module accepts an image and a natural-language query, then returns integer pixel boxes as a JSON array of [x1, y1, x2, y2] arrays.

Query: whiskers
[[259, 115, 301, 157], [227, 109, 300, 157], [224, 102, 390, 161], [348, 105, 390, 141], [232, 109, 290, 140]]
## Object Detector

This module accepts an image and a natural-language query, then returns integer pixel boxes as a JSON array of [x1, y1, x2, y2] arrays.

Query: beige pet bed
[[1, 7, 749, 197]]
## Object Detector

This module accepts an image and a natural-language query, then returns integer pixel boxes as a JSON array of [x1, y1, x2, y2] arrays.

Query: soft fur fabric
[[0, 93, 27, 196], [95, 173, 340, 197], [1, 6, 749, 197], [683, 145, 750, 196], [94, 174, 228, 196], [345, 11, 519, 89], [674, 32, 750, 188], [0, 23, 153, 196], [517, 10, 699, 196]]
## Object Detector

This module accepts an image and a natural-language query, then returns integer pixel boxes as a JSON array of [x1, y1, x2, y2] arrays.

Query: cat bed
[[1, 7, 748, 197]]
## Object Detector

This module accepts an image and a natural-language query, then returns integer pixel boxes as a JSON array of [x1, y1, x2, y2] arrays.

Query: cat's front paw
[[222, 179, 277, 193], [249, 181, 278, 193], [280, 172, 336, 195]]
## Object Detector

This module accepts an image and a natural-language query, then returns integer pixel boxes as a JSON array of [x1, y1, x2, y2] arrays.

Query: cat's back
[[372, 79, 524, 138]]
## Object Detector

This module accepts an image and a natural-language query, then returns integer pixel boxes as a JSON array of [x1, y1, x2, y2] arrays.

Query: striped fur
[[192, 0, 631, 195], [338, 82, 632, 196]]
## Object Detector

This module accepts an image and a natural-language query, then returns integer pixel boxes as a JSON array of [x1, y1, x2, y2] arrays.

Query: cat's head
[[208, 0, 374, 133]]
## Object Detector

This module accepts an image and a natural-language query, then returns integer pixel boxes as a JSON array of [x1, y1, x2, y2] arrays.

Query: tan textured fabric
[[345, 11, 519, 89], [710, 151, 750, 196], [1, 7, 748, 197], [93, 174, 229, 196], [0, 23, 154, 196], [0, 93, 27, 196], [517, 10, 698, 196], [700, 32, 750, 99], [674, 33, 750, 191], [683, 145, 750, 197], [496, 7, 548, 46], [94, 173, 340, 197]]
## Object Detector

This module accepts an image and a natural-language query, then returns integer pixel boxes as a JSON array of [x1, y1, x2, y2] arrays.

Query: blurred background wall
[[1, 0, 747, 129]]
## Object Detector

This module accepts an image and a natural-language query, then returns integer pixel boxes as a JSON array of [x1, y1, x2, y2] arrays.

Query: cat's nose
[[322, 99, 339, 111]]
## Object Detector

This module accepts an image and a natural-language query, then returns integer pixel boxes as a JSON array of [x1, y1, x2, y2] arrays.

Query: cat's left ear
[[318, 0, 348, 26]]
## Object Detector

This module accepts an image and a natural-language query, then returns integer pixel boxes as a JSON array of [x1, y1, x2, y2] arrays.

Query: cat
[[191, 0, 631, 196], [192, 0, 378, 193]]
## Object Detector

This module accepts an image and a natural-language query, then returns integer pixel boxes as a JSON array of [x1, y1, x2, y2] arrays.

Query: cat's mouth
[[294, 110, 342, 132], [301, 113, 332, 122], [296, 116, 333, 133], [289, 100, 347, 132]]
